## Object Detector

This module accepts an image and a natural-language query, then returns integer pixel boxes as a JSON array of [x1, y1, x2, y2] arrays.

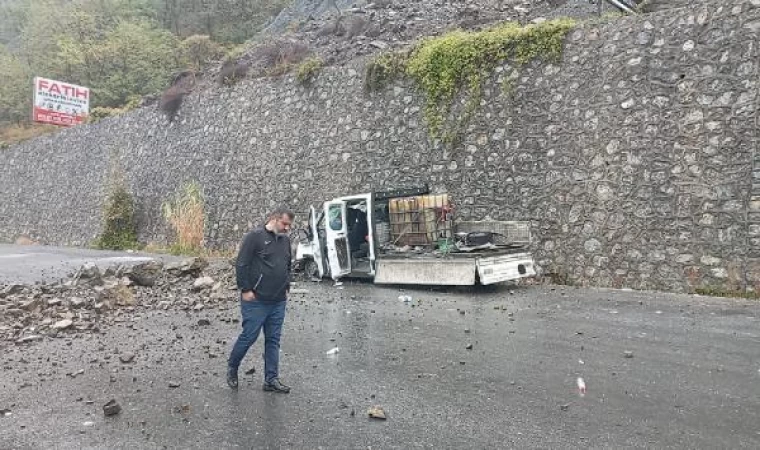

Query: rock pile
[[0, 258, 237, 346]]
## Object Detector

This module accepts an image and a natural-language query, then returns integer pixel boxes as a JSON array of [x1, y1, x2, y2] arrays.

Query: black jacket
[[235, 226, 291, 302]]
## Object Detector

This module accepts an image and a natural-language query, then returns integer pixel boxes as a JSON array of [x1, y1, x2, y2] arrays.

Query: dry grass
[[0, 123, 59, 148], [250, 39, 311, 74], [218, 59, 250, 85], [162, 181, 206, 254]]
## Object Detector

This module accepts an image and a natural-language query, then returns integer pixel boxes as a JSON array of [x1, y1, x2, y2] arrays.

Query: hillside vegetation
[[0, 0, 287, 144]]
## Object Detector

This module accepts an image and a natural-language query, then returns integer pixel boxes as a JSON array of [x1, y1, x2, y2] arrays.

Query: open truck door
[[308, 206, 326, 278], [324, 201, 351, 279]]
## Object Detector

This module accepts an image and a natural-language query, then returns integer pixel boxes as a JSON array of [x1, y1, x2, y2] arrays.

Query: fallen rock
[[52, 319, 73, 330], [15, 335, 43, 344], [168, 381, 181, 388], [75, 263, 103, 286], [1, 284, 24, 298], [167, 258, 208, 277], [97, 283, 135, 307], [368, 406, 387, 420], [103, 399, 121, 417], [119, 353, 136, 364], [624, 351, 634, 359], [127, 260, 163, 287], [192, 276, 215, 291], [197, 319, 211, 327], [19, 299, 40, 311]]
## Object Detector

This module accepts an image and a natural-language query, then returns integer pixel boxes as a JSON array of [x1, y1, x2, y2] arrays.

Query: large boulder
[[166, 257, 209, 278], [127, 260, 164, 287]]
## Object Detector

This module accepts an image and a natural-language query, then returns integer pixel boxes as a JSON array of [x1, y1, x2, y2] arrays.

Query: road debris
[[173, 405, 192, 414], [103, 399, 121, 417], [577, 377, 586, 396], [326, 347, 340, 356], [67, 369, 85, 378], [624, 351, 634, 359], [368, 406, 387, 420]]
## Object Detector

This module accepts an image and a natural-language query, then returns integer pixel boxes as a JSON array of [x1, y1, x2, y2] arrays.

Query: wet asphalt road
[[1, 279, 759, 449], [0, 244, 178, 285]]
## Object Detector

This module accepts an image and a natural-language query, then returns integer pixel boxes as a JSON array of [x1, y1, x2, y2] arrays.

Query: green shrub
[[364, 19, 576, 142], [296, 57, 324, 85], [97, 183, 138, 250]]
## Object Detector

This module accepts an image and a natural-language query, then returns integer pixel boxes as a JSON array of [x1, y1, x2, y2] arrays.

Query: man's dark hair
[[267, 207, 295, 222]]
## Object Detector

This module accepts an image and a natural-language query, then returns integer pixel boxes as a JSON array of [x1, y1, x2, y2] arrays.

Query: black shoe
[[263, 378, 290, 393], [227, 367, 239, 389]]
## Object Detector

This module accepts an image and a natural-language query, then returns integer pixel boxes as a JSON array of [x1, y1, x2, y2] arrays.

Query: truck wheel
[[304, 259, 320, 279]]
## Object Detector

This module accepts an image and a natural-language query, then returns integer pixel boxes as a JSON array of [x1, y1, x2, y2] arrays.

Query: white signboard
[[33, 77, 90, 127]]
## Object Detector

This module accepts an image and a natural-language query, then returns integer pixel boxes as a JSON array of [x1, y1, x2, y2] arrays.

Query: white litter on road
[[577, 377, 586, 396]]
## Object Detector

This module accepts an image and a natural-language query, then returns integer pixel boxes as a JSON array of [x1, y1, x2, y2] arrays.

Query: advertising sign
[[32, 77, 90, 126]]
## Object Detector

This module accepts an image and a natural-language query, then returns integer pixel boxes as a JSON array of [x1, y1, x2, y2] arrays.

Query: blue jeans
[[228, 299, 286, 383]]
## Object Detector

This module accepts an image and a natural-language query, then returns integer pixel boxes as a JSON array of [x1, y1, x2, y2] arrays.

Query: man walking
[[227, 207, 294, 393]]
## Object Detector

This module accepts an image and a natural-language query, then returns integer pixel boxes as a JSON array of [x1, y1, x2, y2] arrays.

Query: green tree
[[0, 0, 289, 136], [181, 34, 224, 71], [78, 20, 184, 107], [0, 0, 31, 47], [153, 0, 288, 43], [0, 44, 31, 124]]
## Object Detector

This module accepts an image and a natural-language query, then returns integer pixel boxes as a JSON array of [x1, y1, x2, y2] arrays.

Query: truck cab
[[296, 192, 378, 280]]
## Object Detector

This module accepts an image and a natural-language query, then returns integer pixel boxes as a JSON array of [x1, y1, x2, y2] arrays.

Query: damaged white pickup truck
[[294, 186, 536, 286]]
